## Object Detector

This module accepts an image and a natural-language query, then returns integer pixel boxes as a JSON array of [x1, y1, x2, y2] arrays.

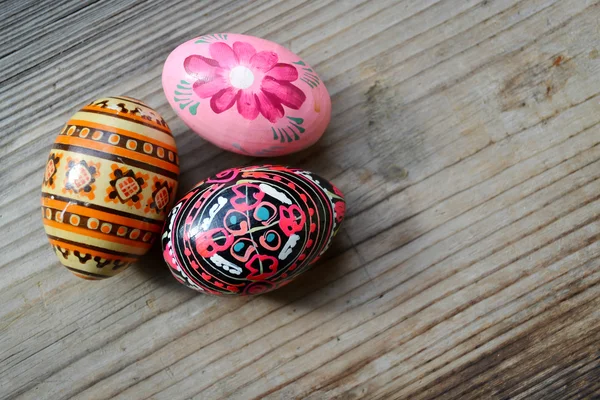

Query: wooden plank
[[1, 0, 600, 399]]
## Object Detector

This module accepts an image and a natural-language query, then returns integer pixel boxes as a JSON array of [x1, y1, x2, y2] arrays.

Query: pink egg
[[162, 33, 331, 157]]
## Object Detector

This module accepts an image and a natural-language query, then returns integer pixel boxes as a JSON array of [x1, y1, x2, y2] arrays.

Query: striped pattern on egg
[[41, 96, 179, 280]]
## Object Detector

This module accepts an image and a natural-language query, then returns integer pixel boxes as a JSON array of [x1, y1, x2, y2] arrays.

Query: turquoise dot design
[[233, 242, 244, 252], [256, 206, 270, 221], [173, 80, 200, 115]]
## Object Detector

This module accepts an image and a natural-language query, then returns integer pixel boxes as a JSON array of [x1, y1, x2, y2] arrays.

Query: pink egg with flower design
[[162, 33, 331, 156]]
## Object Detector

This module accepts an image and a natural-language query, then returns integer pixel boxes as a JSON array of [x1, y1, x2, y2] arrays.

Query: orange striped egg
[[41, 96, 179, 280]]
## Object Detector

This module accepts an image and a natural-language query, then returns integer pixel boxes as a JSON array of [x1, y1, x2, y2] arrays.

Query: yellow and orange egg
[[41, 96, 179, 279]]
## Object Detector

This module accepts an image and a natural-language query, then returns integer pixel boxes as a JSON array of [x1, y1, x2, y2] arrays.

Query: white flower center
[[229, 66, 254, 89]]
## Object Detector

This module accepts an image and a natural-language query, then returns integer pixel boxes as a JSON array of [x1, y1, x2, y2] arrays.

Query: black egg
[[161, 165, 346, 295]]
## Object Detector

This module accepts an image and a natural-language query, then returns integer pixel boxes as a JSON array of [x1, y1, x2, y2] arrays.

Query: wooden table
[[2, 1, 600, 398]]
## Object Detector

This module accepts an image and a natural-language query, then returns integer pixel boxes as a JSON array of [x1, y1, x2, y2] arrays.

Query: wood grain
[[2, 0, 600, 398]]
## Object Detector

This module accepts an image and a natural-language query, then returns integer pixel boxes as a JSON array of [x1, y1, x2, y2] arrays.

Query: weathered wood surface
[[2, 0, 600, 398]]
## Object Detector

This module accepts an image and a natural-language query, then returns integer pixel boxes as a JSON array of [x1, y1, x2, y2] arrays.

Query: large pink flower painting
[[184, 41, 307, 122]]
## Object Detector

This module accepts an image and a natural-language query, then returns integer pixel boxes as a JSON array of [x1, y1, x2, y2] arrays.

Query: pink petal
[[261, 77, 306, 110], [237, 90, 260, 120], [233, 42, 256, 65], [265, 63, 298, 81], [209, 42, 238, 69], [250, 51, 278, 72], [184, 55, 219, 78], [210, 87, 240, 114], [192, 74, 229, 98], [256, 91, 284, 123]]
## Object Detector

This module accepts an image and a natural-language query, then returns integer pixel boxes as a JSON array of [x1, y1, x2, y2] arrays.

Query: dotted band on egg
[[55, 125, 178, 177], [41, 203, 156, 244], [41, 192, 164, 225], [58, 122, 178, 166]]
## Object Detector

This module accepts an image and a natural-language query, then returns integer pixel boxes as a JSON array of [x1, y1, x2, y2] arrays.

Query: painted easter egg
[[41, 96, 179, 280], [162, 33, 331, 157], [161, 165, 345, 295]]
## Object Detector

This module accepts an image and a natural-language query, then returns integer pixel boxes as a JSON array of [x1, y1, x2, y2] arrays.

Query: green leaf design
[[290, 123, 305, 133], [196, 34, 227, 43], [305, 72, 320, 82], [174, 81, 200, 116], [300, 77, 317, 88], [288, 128, 300, 140], [278, 128, 292, 142], [270, 117, 306, 142], [188, 102, 200, 115]]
